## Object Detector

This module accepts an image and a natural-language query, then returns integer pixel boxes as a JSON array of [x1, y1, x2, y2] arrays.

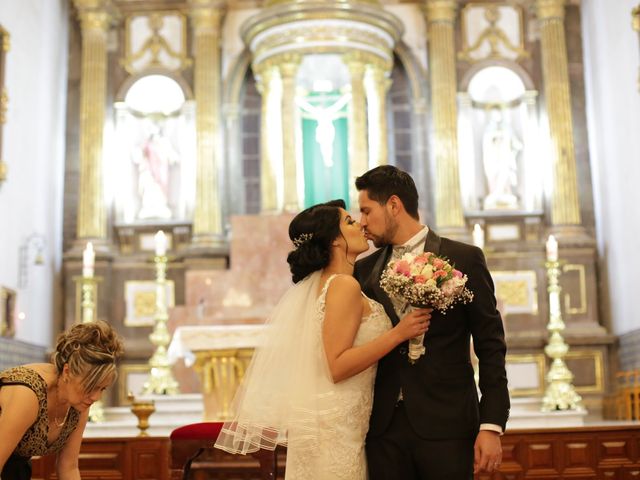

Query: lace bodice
[[285, 274, 392, 480]]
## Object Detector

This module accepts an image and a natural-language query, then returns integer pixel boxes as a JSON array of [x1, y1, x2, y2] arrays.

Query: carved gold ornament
[[122, 12, 191, 74], [459, 4, 529, 62]]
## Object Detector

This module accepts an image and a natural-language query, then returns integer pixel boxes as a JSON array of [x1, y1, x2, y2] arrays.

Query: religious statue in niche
[[482, 108, 522, 210], [131, 120, 180, 220]]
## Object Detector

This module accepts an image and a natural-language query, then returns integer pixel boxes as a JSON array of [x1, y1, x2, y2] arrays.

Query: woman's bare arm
[[322, 275, 429, 383], [56, 408, 89, 480], [0, 385, 39, 471]]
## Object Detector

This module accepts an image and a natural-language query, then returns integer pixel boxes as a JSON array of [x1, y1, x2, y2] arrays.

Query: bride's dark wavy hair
[[287, 199, 346, 283]]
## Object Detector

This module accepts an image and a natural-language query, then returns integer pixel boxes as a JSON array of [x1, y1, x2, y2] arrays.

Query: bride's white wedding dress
[[215, 271, 391, 480], [285, 275, 391, 479]]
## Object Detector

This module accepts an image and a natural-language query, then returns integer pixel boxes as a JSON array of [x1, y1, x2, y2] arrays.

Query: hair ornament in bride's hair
[[293, 233, 314, 248]]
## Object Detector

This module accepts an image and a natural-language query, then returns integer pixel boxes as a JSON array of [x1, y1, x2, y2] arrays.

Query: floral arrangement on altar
[[380, 251, 474, 363]]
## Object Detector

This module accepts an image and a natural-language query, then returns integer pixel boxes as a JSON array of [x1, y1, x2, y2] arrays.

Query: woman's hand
[[394, 308, 431, 343]]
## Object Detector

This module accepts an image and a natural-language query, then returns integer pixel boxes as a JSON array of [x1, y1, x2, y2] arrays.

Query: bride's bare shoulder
[[327, 274, 361, 292]]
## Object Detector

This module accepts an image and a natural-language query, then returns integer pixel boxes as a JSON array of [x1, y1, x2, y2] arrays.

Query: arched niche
[[222, 45, 429, 216], [111, 72, 196, 224], [458, 61, 542, 213]]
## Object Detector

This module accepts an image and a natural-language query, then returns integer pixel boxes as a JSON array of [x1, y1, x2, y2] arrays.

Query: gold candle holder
[[128, 392, 155, 437], [142, 254, 179, 395], [541, 259, 584, 411], [74, 274, 105, 422]]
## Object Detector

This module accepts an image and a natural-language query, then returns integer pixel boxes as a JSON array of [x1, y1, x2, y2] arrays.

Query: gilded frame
[[0, 286, 16, 337], [118, 363, 151, 404], [505, 353, 546, 397], [123, 280, 175, 327]]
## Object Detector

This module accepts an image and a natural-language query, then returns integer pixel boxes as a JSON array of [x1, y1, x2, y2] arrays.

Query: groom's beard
[[367, 213, 398, 248]]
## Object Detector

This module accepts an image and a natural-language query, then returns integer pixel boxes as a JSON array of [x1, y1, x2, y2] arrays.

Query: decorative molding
[[459, 3, 529, 63], [122, 11, 191, 74], [506, 353, 546, 396], [124, 280, 175, 327], [491, 270, 539, 315], [562, 263, 587, 315]]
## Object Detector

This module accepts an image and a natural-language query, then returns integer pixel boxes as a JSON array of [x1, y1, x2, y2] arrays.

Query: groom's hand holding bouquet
[[380, 251, 474, 363]]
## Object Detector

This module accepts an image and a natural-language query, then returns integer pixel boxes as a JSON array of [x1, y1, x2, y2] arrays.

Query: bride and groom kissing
[[216, 165, 510, 480]]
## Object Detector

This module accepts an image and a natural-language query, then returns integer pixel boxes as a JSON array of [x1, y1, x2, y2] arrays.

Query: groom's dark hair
[[287, 199, 346, 283], [355, 165, 419, 220]]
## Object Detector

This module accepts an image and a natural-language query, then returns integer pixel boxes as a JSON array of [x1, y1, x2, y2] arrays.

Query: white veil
[[214, 270, 338, 454]]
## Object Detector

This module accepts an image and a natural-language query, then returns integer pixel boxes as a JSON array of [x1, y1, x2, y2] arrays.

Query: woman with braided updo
[[216, 200, 431, 479], [0, 320, 124, 479]]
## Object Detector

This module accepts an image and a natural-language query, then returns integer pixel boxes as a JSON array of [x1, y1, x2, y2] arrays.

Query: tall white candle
[[472, 223, 485, 250], [155, 230, 167, 256], [546, 234, 558, 261], [82, 241, 95, 278]]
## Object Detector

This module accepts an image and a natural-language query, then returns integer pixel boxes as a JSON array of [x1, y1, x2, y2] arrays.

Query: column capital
[[367, 55, 393, 75], [273, 53, 301, 78], [188, 0, 224, 32], [254, 63, 277, 93], [343, 50, 375, 68], [73, 0, 112, 31], [423, 0, 457, 24], [535, 0, 566, 21]]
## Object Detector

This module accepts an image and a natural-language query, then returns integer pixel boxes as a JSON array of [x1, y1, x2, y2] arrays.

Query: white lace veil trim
[[214, 270, 338, 454]]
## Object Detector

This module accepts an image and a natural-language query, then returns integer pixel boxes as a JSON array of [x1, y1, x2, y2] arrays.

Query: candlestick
[[82, 242, 95, 278], [154, 231, 167, 257], [142, 252, 179, 395], [541, 256, 584, 412], [546, 234, 558, 261], [472, 223, 485, 250]]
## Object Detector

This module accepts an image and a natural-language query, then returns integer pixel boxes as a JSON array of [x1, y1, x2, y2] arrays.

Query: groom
[[354, 166, 509, 480]]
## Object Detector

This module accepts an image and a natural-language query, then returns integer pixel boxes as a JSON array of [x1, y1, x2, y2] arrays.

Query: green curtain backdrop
[[299, 91, 350, 209]]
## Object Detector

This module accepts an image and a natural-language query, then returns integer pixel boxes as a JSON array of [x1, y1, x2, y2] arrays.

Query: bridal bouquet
[[380, 251, 474, 363]]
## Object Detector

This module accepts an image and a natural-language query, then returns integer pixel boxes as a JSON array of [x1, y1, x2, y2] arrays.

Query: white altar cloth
[[168, 324, 267, 367]]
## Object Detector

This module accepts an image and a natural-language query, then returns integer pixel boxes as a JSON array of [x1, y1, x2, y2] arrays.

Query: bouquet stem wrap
[[408, 333, 426, 364]]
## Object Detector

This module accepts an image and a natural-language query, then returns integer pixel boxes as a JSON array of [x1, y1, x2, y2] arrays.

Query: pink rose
[[452, 269, 463, 278], [414, 255, 429, 265], [432, 258, 445, 269], [395, 260, 411, 276], [414, 275, 427, 284], [433, 269, 447, 279]]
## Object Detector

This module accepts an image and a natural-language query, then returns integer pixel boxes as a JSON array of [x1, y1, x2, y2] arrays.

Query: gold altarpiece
[[59, 0, 613, 415]]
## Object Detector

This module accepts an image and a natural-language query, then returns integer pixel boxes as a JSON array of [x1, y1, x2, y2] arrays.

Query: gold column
[[367, 58, 392, 167], [0, 28, 8, 188], [536, 0, 581, 226], [189, 1, 224, 244], [255, 63, 279, 212], [344, 52, 369, 207], [424, 0, 465, 229], [275, 54, 301, 212], [74, 0, 111, 240]]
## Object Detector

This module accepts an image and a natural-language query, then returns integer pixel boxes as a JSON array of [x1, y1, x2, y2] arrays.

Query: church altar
[[168, 324, 267, 420]]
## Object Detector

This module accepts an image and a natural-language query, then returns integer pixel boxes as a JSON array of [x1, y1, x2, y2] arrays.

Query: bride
[[215, 199, 431, 479]]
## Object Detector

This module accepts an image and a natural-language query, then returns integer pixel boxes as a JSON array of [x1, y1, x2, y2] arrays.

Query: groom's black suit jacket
[[354, 229, 510, 440]]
